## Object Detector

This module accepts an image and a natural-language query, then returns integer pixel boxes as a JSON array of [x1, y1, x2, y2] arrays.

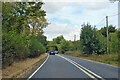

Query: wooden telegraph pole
[[74, 34, 76, 51], [106, 16, 109, 54]]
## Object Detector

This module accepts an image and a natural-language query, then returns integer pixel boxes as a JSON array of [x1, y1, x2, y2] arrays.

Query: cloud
[[79, 2, 110, 10], [43, 22, 80, 41], [43, 2, 118, 41], [42, 0, 109, 2], [42, 1, 111, 13], [45, 2, 117, 25], [42, 2, 70, 13]]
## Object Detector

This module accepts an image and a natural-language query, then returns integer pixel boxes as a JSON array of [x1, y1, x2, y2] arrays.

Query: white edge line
[[69, 59, 105, 80], [56, 54, 104, 80], [61, 54, 119, 68], [27, 53, 49, 80], [78, 57, 119, 68], [56, 55, 96, 79]]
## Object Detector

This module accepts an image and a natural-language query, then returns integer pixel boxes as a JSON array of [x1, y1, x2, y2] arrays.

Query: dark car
[[48, 50, 55, 55], [54, 51, 58, 54]]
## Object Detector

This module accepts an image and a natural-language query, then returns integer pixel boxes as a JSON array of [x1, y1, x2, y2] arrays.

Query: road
[[28, 54, 119, 80]]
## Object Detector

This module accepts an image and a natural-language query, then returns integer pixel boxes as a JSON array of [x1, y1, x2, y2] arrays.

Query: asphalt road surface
[[27, 54, 119, 80]]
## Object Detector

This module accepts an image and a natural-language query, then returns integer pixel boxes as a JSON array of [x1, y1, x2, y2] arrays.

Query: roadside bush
[[2, 31, 47, 67], [29, 38, 46, 58], [13, 34, 30, 60], [96, 32, 106, 54], [2, 52, 13, 67], [57, 44, 62, 53], [79, 24, 106, 55], [109, 31, 119, 54], [65, 51, 80, 56], [60, 40, 70, 53], [2, 32, 14, 67], [2, 32, 31, 67]]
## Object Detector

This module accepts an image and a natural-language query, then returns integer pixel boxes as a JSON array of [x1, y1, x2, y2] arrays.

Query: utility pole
[[74, 34, 76, 51], [106, 16, 109, 54], [118, 1, 120, 31]]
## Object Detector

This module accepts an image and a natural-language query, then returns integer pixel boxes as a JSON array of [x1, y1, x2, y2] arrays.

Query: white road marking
[[76, 57, 118, 68], [66, 59, 97, 80], [71, 60, 104, 79], [57, 54, 105, 80], [27, 53, 49, 80]]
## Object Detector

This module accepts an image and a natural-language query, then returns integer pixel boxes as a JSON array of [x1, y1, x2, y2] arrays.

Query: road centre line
[[57, 54, 105, 80], [27, 53, 49, 80], [56, 55, 96, 80], [70, 59, 104, 80]]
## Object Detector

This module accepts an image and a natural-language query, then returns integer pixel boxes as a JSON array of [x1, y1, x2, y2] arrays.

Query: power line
[[108, 13, 120, 17], [95, 13, 120, 26], [95, 11, 120, 25], [95, 17, 105, 26]]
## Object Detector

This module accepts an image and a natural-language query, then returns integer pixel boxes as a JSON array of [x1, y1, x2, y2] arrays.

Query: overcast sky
[[42, 0, 118, 41]]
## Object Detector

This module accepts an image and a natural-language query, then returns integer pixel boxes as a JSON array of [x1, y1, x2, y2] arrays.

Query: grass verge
[[2, 53, 48, 78], [62, 51, 119, 67]]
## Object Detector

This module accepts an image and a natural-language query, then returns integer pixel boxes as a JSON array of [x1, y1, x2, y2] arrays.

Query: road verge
[[2, 53, 48, 78], [61, 51, 119, 67]]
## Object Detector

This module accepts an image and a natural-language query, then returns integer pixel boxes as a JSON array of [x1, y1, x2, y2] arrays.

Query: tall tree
[[60, 40, 70, 53], [99, 25, 116, 37], [53, 35, 65, 44], [2, 2, 48, 67], [109, 31, 119, 54], [80, 24, 106, 54], [2, 2, 48, 35]]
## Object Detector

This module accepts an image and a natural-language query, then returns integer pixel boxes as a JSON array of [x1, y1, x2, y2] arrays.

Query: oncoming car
[[48, 50, 55, 55], [54, 51, 58, 54]]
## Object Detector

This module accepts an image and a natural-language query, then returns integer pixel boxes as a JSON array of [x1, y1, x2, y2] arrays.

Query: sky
[[42, 0, 118, 41]]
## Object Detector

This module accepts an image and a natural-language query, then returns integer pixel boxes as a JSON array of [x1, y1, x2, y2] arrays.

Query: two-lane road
[[28, 54, 119, 80]]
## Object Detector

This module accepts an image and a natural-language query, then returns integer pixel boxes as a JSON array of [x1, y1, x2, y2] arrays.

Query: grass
[[63, 51, 119, 67], [2, 53, 48, 78]]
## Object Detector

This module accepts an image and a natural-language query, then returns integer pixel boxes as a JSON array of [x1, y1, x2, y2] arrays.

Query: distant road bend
[[27, 54, 119, 80]]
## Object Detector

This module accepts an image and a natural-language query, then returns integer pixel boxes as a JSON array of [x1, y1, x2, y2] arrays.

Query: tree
[[53, 35, 65, 44], [80, 24, 106, 54], [109, 31, 119, 54], [2, 2, 48, 67], [68, 41, 74, 51], [34, 34, 47, 47], [80, 24, 93, 54], [99, 25, 116, 37], [60, 40, 70, 53], [29, 38, 46, 58], [2, 2, 48, 35]]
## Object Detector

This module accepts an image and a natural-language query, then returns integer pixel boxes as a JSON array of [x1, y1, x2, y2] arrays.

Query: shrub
[[109, 31, 119, 54], [60, 40, 70, 53], [79, 24, 106, 55], [2, 32, 14, 66], [29, 38, 46, 58], [2, 32, 31, 67], [13, 34, 30, 60]]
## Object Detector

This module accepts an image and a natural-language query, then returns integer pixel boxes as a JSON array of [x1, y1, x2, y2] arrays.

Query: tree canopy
[[2, 2, 48, 67], [98, 25, 116, 37], [80, 24, 106, 54]]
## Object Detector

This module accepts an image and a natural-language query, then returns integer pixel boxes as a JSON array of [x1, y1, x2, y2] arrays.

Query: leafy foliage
[[80, 24, 106, 54], [2, 2, 48, 67], [2, 32, 30, 66], [47, 35, 74, 53], [109, 31, 119, 54], [29, 38, 46, 58], [34, 34, 47, 47], [60, 40, 71, 53], [98, 25, 116, 37], [53, 35, 65, 44]]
